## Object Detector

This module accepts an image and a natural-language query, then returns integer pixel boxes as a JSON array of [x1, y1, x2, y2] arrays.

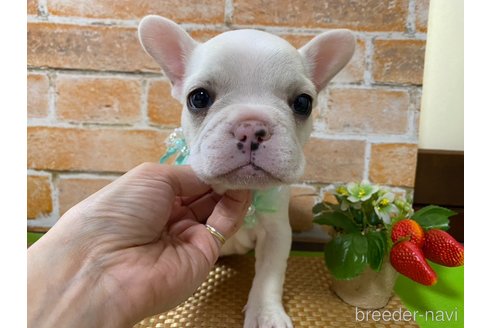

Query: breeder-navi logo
[[355, 307, 460, 323]]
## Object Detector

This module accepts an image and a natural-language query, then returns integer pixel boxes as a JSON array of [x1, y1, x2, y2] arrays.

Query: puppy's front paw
[[244, 304, 293, 328]]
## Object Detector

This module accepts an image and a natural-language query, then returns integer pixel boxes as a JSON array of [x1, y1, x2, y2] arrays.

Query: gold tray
[[135, 255, 417, 327]]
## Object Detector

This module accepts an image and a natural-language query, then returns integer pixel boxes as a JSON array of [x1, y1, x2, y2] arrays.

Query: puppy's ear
[[138, 15, 198, 97], [299, 30, 355, 92]]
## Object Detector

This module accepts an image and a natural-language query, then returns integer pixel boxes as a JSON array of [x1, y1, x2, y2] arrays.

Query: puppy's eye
[[292, 94, 313, 117], [187, 88, 213, 112]]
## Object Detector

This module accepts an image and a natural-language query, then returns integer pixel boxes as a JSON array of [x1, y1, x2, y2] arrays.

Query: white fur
[[139, 16, 355, 328]]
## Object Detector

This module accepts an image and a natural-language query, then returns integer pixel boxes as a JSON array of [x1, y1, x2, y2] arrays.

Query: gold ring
[[205, 224, 226, 245]]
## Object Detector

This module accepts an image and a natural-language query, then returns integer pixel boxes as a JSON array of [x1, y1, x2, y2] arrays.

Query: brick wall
[[27, 0, 429, 230]]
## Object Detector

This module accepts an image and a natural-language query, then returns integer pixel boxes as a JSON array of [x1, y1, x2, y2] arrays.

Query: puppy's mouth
[[216, 162, 282, 187]]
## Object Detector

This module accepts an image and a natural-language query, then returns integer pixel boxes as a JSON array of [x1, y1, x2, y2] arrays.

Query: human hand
[[27, 163, 251, 328]]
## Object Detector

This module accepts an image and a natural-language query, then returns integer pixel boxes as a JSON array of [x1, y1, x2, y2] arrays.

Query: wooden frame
[[413, 149, 464, 242]]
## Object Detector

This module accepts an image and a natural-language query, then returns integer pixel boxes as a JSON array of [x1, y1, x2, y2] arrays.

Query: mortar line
[[37, 0, 48, 17], [26, 119, 174, 132], [290, 182, 318, 190], [30, 67, 422, 90], [140, 79, 150, 127], [406, 0, 417, 35], [46, 70, 57, 120], [27, 67, 165, 79], [407, 86, 417, 138], [219, 26, 427, 40], [28, 119, 416, 143], [318, 184, 336, 192], [27, 169, 51, 176], [27, 15, 228, 31], [27, 168, 126, 178], [363, 141, 372, 181], [27, 15, 141, 27], [309, 132, 418, 144], [328, 83, 418, 92], [407, 109, 417, 140], [412, 86, 423, 141], [224, 0, 234, 26], [50, 171, 61, 222], [26, 15, 427, 40], [412, 86, 423, 139], [56, 172, 122, 180], [363, 35, 375, 86], [313, 88, 330, 134], [27, 215, 59, 228]]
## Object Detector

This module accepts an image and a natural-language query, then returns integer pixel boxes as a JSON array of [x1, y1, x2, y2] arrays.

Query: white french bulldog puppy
[[138, 16, 355, 328]]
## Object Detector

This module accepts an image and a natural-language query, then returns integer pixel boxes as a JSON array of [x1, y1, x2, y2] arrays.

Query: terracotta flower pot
[[331, 258, 398, 309]]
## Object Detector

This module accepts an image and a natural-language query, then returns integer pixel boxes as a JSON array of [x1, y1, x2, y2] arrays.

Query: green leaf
[[312, 202, 329, 214], [412, 205, 456, 230], [27, 232, 44, 245], [368, 210, 382, 226], [324, 232, 369, 280], [353, 210, 364, 224], [366, 231, 387, 272], [334, 194, 344, 204], [314, 211, 359, 233]]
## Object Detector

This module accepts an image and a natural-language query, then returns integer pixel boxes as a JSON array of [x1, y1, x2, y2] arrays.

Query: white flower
[[346, 180, 379, 202], [373, 192, 399, 224]]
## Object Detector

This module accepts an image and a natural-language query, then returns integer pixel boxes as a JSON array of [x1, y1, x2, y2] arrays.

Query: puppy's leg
[[220, 225, 256, 256], [244, 193, 293, 328]]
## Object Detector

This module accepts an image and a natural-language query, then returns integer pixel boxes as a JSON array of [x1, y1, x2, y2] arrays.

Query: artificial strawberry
[[390, 241, 437, 286], [422, 229, 464, 267], [391, 219, 425, 248]]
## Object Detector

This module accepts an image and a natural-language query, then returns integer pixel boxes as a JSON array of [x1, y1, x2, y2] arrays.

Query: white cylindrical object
[[419, 0, 464, 151]]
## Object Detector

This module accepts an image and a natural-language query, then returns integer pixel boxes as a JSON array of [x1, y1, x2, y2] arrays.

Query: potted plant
[[313, 181, 463, 309]]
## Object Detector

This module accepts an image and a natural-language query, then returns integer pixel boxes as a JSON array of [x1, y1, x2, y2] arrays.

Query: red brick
[[233, 0, 409, 32], [56, 75, 141, 124], [27, 23, 159, 72], [147, 80, 183, 127], [58, 177, 114, 215], [279, 34, 313, 49], [28, 0, 38, 15], [188, 29, 223, 42], [302, 138, 365, 183], [416, 0, 430, 33], [373, 40, 426, 85], [413, 110, 420, 135], [369, 143, 418, 187], [325, 88, 409, 134], [47, 0, 225, 24], [332, 39, 365, 84], [27, 175, 53, 219], [282, 35, 365, 84], [27, 73, 50, 118], [27, 127, 168, 172]]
